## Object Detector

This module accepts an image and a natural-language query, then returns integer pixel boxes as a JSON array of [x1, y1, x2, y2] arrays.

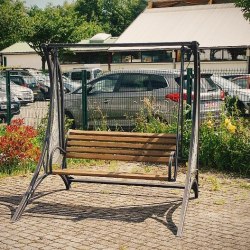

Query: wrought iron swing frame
[[11, 41, 201, 237]]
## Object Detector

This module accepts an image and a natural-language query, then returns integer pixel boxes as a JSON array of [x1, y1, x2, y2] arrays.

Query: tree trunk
[[42, 55, 46, 71]]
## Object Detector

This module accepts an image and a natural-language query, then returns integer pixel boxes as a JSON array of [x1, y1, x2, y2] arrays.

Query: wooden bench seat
[[51, 129, 178, 186], [52, 169, 170, 181]]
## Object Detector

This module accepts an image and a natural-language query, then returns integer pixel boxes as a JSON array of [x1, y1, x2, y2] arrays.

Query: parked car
[[1, 68, 45, 81], [7, 75, 42, 100], [37, 75, 82, 99], [64, 70, 224, 129], [0, 77, 34, 104], [168, 73, 224, 119], [211, 75, 250, 115], [231, 75, 250, 89], [22, 68, 46, 82], [63, 67, 102, 82], [1, 68, 32, 77], [0, 90, 20, 121], [63, 76, 82, 93]]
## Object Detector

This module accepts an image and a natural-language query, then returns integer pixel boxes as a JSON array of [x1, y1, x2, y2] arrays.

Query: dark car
[[37, 75, 81, 99], [0, 91, 20, 121], [0, 68, 32, 78]]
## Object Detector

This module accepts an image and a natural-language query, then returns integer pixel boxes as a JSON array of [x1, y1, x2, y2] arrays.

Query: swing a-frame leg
[[11, 147, 50, 222]]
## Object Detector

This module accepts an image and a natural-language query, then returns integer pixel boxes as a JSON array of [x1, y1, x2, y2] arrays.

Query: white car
[[0, 77, 34, 104], [211, 75, 250, 114], [63, 67, 102, 82]]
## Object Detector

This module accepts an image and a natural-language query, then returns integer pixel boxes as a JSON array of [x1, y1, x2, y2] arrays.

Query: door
[[112, 73, 152, 127], [87, 74, 119, 128]]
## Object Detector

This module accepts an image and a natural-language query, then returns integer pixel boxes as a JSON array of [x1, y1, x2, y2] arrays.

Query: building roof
[[71, 33, 118, 52], [1, 34, 118, 54], [111, 3, 250, 51], [0, 42, 35, 54]]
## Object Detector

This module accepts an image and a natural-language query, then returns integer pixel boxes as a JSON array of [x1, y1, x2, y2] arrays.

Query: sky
[[24, 0, 75, 8]]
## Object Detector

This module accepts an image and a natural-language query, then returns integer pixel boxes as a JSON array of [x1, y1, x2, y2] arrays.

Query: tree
[[234, 0, 250, 20], [74, 0, 101, 22], [23, 3, 103, 70], [0, 0, 28, 50], [75, 0, 147, 36]]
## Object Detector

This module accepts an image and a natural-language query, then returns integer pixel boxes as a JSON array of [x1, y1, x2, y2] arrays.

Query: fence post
[[81, 70, 88, 130], [6, 71, 11, 125], [247, 47, 250, 74], [186, 68, 192, 120]]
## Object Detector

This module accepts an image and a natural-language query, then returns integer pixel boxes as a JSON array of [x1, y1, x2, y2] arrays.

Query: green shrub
[[133, 101, 250, 176], [200, 115, 250, 175]]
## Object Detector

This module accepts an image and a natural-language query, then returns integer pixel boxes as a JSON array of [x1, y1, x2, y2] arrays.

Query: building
[[109, 1, 250, 72], [0, 34, 118, 71], [0, 42, 42, 69]]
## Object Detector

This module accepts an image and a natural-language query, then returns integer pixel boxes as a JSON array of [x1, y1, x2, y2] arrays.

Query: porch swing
[[12, 41, 201, 237]]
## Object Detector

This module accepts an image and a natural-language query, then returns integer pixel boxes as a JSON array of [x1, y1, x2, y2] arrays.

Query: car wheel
[[38, 91, 46, 101]]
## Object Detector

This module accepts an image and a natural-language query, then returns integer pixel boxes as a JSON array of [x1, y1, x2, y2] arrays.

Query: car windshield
[[0, 78, 20, 88], [71, 71, 91, 81], [23, 76, 37, 83], [175, 75, 219, 92], [232, 78, 250, 89], [211, 75, 241, 90]]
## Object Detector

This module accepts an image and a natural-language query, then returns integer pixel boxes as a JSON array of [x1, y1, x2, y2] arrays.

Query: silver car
[[0, 90, 20, 120], [64, 70, 224, 129], [211, 75, 250, 115], [0, 77, 34, 104]]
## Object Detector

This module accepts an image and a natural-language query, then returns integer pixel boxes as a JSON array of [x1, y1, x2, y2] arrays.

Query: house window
[[209, 48, 246, 61], [141, 51, 172, 63], [113, 52, 141, 63]]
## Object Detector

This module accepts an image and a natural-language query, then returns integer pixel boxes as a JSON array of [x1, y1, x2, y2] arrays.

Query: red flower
[[0, 119, 40, 167]]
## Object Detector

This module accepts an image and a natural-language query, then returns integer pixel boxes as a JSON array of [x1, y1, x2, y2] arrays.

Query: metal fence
[[0, 67, 249, 130]]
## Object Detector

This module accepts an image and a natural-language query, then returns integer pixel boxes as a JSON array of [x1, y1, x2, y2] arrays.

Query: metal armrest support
[[168, 151, 176, 182], [49, 146, 66, 173]]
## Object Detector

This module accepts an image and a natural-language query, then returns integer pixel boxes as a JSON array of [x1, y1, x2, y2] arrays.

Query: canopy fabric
[[111, 3, 250, 51]]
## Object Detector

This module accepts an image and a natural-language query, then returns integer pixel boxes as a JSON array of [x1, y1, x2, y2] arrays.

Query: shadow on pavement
[[0, 189, 186, 235]]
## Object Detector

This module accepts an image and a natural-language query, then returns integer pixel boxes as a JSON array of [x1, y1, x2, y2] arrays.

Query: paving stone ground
[[0, 166, 249, 250]]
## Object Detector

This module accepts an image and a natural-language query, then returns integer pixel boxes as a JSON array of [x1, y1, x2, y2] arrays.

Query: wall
[[3, 53, 42, 69]]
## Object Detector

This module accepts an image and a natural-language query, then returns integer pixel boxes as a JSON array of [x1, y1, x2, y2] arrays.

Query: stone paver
[[0, 171, 249, 249]]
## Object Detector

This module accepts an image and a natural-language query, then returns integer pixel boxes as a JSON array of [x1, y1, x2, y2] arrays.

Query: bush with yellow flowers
[[199, 114, 249, 175], [134, 103, 250, 176]]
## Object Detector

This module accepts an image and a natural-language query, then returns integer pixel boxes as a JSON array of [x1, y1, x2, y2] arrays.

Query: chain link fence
[[1, 68, 249, 130]]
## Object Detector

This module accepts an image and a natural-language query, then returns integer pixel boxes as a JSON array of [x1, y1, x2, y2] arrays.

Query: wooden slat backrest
[[66, 129, 177, 164]]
